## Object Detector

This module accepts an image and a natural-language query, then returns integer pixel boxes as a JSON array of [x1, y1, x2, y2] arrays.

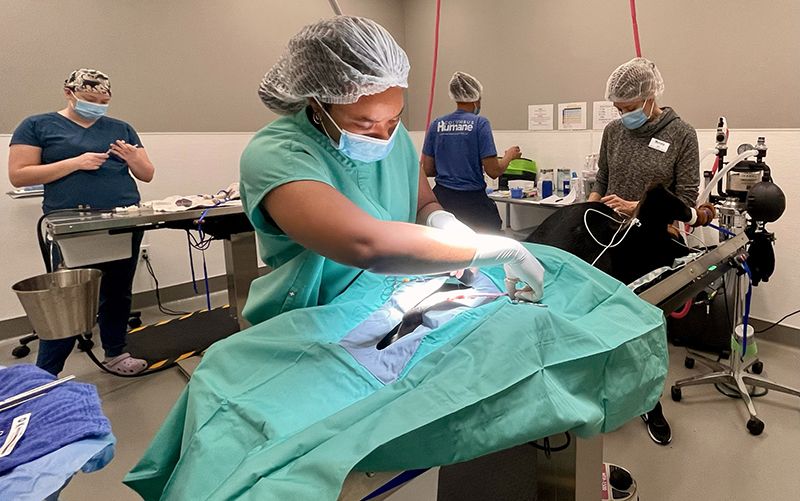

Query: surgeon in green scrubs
[[240, 16, 545, 325]]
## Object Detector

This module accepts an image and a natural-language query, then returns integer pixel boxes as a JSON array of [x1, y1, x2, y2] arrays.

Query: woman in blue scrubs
[[240, 16, 545, 326], [8, 68, 155, 375], [421, 72, 522, 233]]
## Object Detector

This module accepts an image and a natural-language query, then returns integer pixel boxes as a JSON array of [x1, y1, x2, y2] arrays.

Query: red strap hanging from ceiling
[[424, 0, 443, 134], [629, 0, 642, 57]]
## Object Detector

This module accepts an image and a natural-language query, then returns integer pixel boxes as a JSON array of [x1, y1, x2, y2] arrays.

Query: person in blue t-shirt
[[421, 72, 521, 233], [8, 68, 155, 376]]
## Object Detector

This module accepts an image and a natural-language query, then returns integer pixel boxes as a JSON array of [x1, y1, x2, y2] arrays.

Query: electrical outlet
[[139, 245, 150, 261]]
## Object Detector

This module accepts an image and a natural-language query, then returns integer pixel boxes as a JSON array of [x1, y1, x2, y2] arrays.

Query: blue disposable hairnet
[[448, 71, 482, 102], [259, 16, 410, 115], [605, 57, 664, 102]]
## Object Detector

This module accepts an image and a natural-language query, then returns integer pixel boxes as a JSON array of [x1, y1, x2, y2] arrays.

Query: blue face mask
[[474, 103, 481, 115], [620, 101, 652, 130], [72, 93, 109, 121], [315, 99, 399, 163]]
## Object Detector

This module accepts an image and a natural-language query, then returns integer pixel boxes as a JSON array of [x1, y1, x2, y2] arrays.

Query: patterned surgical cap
[[64, 68, 112, 96]]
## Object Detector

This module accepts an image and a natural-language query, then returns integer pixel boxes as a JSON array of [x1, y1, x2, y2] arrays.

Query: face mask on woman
[[71, 92, 109, 120], [314, 98, 399, 163], [620, 100, 653, 130]]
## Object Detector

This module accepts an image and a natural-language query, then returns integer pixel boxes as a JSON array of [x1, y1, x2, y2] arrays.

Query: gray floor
[[2, 293, 800, 500], [605, 339, 800, 501]]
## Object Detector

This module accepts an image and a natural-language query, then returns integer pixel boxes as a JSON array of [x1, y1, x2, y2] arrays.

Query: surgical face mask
[[474, 103, 481, 115], [620, 100, 652, 130], [71, 92, 109, 120], [314, 99, 399, 163]]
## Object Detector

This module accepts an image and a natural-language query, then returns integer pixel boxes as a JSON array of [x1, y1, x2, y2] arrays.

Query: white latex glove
[[426, 210, 475, 237], [470, 235, 545, 302], [427, 210, 478, 283]]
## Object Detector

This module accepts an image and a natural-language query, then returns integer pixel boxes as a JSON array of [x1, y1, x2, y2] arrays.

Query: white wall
[[402, 0, 800, 131], [0, 0, 407, 133], [410, 128, 800, 330], [0, 133, 250, 325]]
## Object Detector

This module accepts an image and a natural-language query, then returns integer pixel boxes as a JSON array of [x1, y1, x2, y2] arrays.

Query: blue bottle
[[541, 180, 553, 198]]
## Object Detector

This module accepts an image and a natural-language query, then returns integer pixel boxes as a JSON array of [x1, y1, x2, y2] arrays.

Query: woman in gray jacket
[[589, 57, 701, 446]]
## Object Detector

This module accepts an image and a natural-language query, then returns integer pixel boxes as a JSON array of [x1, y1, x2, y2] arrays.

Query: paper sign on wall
[[527, 104, 553, 130], [557, 102, 587, 130], [593, 101, 618, 130]]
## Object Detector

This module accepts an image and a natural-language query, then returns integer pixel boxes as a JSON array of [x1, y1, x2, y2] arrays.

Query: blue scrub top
[[422, 110, 497, 191], [10, 112, 142, 213]]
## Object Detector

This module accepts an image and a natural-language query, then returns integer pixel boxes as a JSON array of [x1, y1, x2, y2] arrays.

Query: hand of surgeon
[[427, 210, 544, 302], [601, 194, 637, 216], [472, 235, 545, 302]]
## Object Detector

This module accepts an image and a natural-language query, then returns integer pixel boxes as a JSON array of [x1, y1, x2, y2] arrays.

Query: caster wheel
[[684, 357, 695, 369], [752, 361, 764, 375], [747, 417, 764, 435], [671, 386, 682, 402], [128, 317, 143, 328], [12, 345, 31, 358]]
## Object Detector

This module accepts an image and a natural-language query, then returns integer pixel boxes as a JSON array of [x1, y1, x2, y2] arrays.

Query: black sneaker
[[641, 402, 672, 445]]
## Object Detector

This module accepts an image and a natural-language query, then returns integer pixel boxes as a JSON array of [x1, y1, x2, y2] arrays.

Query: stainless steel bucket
[[12, 269, 102, 340]]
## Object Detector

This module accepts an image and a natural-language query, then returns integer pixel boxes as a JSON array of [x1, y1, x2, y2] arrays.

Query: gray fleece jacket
[[593, 107, 699, 207]]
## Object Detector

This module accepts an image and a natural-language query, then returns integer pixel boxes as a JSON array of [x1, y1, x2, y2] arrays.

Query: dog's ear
[[636, 184, 692, 227]]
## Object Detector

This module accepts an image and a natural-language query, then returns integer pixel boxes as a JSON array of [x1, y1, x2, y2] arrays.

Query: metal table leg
[[223, 231, 259, 330], [535, 435, 603, 501]]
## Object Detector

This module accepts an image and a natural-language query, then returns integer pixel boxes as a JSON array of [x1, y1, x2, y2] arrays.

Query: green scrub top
[[239, 108, 420, 325]]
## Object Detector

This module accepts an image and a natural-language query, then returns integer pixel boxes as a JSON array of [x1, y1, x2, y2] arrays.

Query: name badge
[[649, 138, 670, 153]]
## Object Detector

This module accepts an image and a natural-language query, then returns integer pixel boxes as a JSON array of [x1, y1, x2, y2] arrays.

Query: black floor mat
[[125, 306, 240, 370]]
